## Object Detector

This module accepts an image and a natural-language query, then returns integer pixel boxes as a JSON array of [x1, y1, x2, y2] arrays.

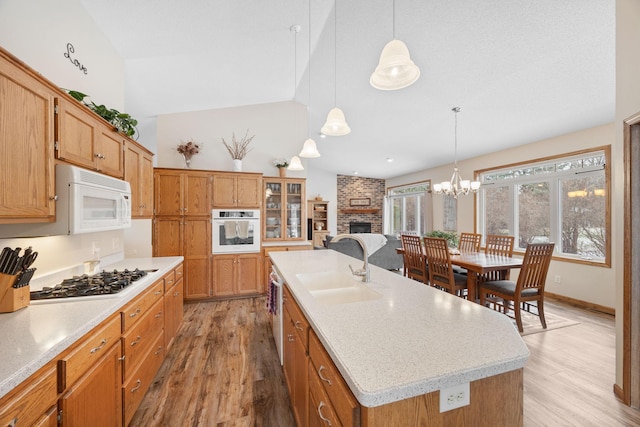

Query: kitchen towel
[[224, 221, 237, 238], [237, 220, 250, 239], [352, 233, 388, 256]]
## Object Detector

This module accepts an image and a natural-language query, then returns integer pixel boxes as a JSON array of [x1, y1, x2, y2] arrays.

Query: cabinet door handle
[[287, 334, 295, 343], [155, 311, 162, 318], [131, 336, 141, 346], [155, 345, 163, 355], [317, 402, 332, 426], [294, 320, 303, 331], [129, 307, 141, 318], [155, 290, 162, 295], [50, 195, 58, 201], [118, 355, 126, 361], [131, 379, 142, 393], [318, 365, 333, 385], [90, 338, 107, 354], [173, 291, 180, 297]]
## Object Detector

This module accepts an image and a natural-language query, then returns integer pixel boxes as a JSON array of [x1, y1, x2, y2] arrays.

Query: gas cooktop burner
[[30, 268, 149, 300]]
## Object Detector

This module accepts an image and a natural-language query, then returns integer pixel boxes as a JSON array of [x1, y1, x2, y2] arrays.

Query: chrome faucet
[[331, 234, 370, 282]]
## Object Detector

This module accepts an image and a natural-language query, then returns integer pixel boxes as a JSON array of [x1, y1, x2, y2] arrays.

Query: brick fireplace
[[337, 175, 385, 234]]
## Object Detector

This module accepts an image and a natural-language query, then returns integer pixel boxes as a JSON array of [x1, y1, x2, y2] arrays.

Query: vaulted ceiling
[[81, 0, 615, 179]]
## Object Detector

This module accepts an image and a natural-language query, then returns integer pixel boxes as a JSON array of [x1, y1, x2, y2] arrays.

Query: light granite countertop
[[0, 256, 183, 400], [270, 249, 530, 408]]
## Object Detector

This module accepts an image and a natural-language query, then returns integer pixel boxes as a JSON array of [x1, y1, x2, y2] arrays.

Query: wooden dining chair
[[400, 234, 428, 283], [482, 235, 516, 281], [478, 242, 555, 333], [458, 232, 482, 252], [423, 237, 467, 296]]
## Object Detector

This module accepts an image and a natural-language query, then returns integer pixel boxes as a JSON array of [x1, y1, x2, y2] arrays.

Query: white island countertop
[[270, 249, 529, 408], [0, 256, 183, 400]]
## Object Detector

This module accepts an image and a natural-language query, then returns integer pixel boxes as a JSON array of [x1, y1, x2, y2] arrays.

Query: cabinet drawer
[[122, 332, 165, 426], [308, 361, 342, 427], [58, 314, 121, 392], [284, 286, 309, 350], [174, 264, 184, 283], [121, 279, 164, 331], [162, 269, 176, 291], [309, 331, 360, 427], [0, 364, 57, 427], [122, 297, 164, 381]]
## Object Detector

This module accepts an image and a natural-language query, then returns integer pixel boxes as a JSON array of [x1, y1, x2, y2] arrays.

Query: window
[[478, 147, 609, 265], [386, 182, 431, 236]]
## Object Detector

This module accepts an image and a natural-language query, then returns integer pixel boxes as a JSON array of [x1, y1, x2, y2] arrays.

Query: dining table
[[395, 248, 524, 302]]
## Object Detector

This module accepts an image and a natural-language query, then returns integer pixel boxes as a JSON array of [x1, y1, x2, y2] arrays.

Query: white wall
[[615, 0, 640, 390], [0, 0, 134, 279], [388, 123, 616, 310]]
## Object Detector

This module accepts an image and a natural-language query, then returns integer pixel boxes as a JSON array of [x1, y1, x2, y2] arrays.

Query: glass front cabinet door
[[263, 178, 306, 242]]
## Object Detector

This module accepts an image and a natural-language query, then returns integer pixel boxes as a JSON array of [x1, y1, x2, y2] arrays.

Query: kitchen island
[[270, 249, 529, 425], [0, 256, 183, 400]]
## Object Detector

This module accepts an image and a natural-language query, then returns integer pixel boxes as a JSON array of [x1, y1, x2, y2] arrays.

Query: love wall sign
[[64, 43, 88, 75]]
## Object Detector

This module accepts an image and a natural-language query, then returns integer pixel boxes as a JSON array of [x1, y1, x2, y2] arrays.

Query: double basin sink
[[295, 271, 382, 304]]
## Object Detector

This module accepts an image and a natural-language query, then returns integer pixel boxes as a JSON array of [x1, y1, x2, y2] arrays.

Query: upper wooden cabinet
[[0, 49, 56, 223], [212, 172, 262, 208], [125, 141, 154, 218], [154, 169, 212, 217], [263, 177, 306, 242], [55, 97, 125, 178]]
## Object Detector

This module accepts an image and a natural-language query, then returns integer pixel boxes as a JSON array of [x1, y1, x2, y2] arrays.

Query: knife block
[[0, 272, 29, 313]]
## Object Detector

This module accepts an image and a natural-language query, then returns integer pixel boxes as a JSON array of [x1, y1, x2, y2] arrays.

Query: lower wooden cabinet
[[262, 244, 312, 294], [59, 341, 123, 427], [164, 268, 184, 349], [0, 363, 57, 427], [308, 362, 341, 427], [212, 253, 262, 297], [283, 285, 309, 427]]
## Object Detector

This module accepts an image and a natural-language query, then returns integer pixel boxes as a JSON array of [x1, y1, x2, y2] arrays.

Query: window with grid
[[478, 147, 610, 265], [386, 182, 431, 236]]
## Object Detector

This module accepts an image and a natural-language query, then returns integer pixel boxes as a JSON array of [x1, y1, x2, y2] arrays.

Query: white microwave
[[0, 165, 131, 238]]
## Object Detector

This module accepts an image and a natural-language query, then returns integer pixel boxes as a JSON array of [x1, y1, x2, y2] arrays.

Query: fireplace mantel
[[340, 209, 380, 214]]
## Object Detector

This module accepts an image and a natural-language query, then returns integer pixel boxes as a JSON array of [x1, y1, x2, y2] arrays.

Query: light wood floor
[[131, 297, 640, 426]]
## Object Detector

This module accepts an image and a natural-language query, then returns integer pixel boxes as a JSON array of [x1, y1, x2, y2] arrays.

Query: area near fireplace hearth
[[337, 175, 385, 234]]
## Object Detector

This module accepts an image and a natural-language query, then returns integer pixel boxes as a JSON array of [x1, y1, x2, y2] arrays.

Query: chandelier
[[432, 107, 481, 198]]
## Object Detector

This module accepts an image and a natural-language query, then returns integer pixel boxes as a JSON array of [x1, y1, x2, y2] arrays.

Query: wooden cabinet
[[308, 200, 330, 248], [262, 244, 312, 292], [212, 172, 262, 208], [125, 141, 154, 218], [57, 314, 123, 427], [154, 169, 212, 300], [55, 97, 125, 178], [263, 178, 306, 242], [0, 49, 56, 222], [0, 362, 57, 427], [283, 285, 309, 427], [212, 253, 262, 297], [164, 265, 184, 349]]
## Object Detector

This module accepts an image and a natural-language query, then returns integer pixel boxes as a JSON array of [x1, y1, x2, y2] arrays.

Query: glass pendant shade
[[321, 107, 351, 136], [299, 138, 321, 158], [288, 155, 304, 171], [370, 39, 420, 90]]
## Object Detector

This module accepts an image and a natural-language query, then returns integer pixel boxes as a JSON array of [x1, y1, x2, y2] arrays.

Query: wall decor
[[350, 197, 371, 207], [64, 43, 88, 75]]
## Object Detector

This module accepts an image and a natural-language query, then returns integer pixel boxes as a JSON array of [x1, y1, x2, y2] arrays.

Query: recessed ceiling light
[[386, 158, 394, 163], [353, 171, 359, 175]]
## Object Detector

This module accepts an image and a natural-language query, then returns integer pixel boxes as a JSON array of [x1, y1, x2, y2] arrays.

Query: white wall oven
[[212, 209, 261, 253]]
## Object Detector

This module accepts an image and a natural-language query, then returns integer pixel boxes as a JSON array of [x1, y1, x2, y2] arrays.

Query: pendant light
[[370, 0, 420, 90], [432, 107, 481, 198], [287, 25, 309, 170], [321, 0, 351, 136], [299, 0, 321, 158], [288, 155, 305, 171]]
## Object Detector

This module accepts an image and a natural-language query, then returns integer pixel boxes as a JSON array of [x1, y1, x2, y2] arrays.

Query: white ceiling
[[81, 0, 615, 179]]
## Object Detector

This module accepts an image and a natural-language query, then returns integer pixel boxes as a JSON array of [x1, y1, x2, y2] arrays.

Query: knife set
[[0, 246, 38, 313]]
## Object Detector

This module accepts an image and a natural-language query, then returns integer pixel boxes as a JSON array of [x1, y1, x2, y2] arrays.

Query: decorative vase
[[182, 154, 192, 168], [232, 159, 243, 172], [279, 167, 286, 177]]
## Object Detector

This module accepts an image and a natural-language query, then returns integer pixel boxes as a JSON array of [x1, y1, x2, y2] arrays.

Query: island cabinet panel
[[360, 369, 524, 427], [308, 362, 341, 427], [0, 50, 56, 222], [58, 341, 123, 427], [212, 172, 262, 208], [283, 285, 309, 427], [0, 362, 57, 427], [262, 244, 312, 293], [55, 97, 125, 179], [124, 141, 154, 218], [164, 265, 184, 349]]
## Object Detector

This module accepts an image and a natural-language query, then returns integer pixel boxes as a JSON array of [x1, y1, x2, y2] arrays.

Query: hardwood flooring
[[131, 297, 640, 426]]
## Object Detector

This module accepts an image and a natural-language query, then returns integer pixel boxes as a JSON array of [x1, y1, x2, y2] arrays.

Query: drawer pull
[[155, 311, 162, 318], [90, 338, 107, 354], [287, 334, 295, 343], [317, 402, 332, 426], [173, 291, 180, 297], [294, 320, 303, 331], [129, 307, 141, 318], [155, 346, 163, 355], [8, 416, 17, 427], [318, 365, 333, 385], [154, 290, 162, 295], [131, 379, 142, 393], [166, 280, 173, 285], [131, 336, 141, 346], [118, 355, 126, 361]]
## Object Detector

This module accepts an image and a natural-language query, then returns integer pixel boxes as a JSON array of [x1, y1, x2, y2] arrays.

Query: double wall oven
[[211, 209, 261, 253]]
